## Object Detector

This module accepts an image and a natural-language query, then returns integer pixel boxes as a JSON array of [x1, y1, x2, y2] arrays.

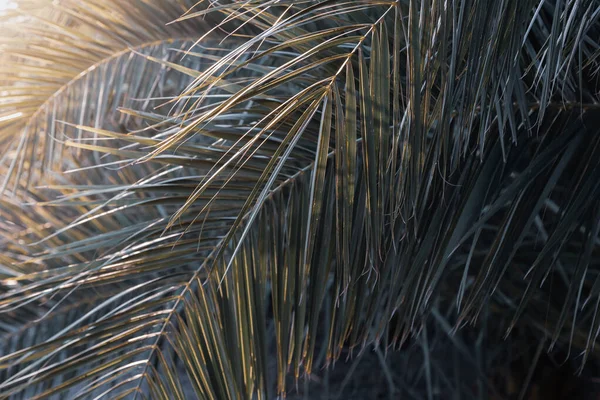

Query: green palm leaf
[[1, 0, 600, 398]]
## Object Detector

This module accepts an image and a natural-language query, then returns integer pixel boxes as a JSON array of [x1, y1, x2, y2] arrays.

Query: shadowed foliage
[[1, 0, 600, 398]]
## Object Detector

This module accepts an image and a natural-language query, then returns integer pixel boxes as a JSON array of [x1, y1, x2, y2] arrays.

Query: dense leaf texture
[[1, 0, 600, 398]]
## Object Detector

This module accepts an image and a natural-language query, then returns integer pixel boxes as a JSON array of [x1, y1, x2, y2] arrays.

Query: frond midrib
[[21, 37, 196, 131]]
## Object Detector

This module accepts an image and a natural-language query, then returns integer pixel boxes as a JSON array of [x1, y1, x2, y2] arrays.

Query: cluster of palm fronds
[[1, 0, 599, 398]]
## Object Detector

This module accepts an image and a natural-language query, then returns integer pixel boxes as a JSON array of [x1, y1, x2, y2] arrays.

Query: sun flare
[[0, 0, 16, 12]]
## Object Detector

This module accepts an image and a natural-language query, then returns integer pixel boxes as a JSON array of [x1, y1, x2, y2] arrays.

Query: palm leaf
[[0, 0, 210, 195], [1, 0, 600, 398]]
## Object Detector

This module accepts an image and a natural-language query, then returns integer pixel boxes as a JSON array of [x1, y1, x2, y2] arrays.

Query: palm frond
[[0, 0, 210, 195], [1, 0, 600, 398]]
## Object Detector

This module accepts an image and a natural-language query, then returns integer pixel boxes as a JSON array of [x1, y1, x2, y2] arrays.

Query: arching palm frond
[[1, 0, 600, 398]]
